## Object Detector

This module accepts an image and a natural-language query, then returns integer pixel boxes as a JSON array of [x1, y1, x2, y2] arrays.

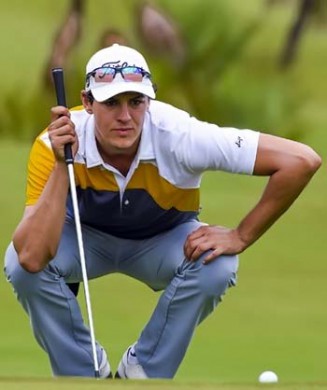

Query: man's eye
[[131, 99, 144, 107], [103, 99, 117, 106]]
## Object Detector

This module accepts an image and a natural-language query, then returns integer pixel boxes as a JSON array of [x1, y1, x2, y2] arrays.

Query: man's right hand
[[48, 106, 79, 162]]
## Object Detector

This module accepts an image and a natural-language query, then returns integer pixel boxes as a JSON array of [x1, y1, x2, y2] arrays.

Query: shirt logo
[[235, 136, 243, 148]]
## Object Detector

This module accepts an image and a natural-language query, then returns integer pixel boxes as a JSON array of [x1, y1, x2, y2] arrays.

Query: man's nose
[[117, 102, 131, 121]]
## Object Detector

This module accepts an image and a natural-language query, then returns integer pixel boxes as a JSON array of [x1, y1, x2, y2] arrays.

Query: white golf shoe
[[115, 344, 148, 379], [99, 347, 112, 378]]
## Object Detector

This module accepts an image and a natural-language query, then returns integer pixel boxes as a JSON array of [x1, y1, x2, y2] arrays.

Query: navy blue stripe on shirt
[[66, 187, 199, 239]]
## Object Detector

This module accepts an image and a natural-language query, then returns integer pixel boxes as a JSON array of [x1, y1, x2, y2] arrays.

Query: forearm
[[13, 162, 69, 272], [237, 159, 319, 249]]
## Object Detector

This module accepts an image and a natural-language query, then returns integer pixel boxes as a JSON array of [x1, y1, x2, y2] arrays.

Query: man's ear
[[81, 90, 93, 114]]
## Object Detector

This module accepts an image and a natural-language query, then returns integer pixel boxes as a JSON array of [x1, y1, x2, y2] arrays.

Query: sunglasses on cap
[[86, 66, 152, 87]]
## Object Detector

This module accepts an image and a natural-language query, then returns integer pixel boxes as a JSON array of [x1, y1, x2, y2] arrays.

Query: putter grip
[[51, 68, 74, 165]]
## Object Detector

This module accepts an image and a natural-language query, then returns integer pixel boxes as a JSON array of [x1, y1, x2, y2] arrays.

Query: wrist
[[234, 228, 253, 252], [54, 160, 68, 169], [53, 161, 69, 182]]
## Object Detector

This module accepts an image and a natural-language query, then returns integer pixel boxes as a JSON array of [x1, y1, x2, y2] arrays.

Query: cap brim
[[91, 82, 156, 102]]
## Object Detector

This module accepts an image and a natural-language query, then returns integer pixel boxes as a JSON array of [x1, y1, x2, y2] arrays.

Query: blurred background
[[0, 0, 327, 384]]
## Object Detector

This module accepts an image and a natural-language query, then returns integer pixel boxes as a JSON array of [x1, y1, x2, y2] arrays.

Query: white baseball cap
[[85, 44, 156, 102]]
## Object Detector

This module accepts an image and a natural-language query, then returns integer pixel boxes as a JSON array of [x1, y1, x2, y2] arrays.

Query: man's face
[[83, 92, 149, 157]]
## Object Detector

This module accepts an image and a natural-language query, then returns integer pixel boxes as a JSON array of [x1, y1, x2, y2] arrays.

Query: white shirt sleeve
[[150, 101, 260, 176], [180, 117, 260, 174]]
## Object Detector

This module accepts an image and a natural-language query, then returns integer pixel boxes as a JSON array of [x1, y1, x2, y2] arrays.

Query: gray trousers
[[4, 219, 238, 378]]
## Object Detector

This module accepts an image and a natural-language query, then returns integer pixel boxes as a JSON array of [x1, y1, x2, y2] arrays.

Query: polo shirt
[[26, 100, 259, 239]]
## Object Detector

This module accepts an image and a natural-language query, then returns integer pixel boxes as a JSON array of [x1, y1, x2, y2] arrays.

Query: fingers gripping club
[[51, 68, 73, 164]]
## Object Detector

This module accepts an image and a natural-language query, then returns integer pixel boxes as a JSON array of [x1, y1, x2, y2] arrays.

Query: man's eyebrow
[[131, 94, 145, 99], [103, 97, 117, 103]]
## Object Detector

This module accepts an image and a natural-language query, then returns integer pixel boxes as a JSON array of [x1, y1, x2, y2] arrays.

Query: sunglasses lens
[[89, 66, 149, 85], [121, 67, 145, 82], [94, 68, 115, 82]]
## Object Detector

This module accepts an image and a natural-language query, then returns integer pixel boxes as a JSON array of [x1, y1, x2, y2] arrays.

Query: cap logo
[[101, 61, 137, 69]]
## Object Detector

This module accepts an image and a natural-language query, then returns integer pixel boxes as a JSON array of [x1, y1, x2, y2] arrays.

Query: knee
[[4, 242, 42, 296], [197, 254, 238, 298]]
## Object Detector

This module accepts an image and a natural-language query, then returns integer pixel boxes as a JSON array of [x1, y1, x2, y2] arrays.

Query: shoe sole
[[115, 360, 127, 379]]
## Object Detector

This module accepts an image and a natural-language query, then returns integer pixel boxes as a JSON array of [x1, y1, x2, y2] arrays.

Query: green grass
[[1, 379, 327, 390], [1, 0, 327, 388], [1, 378, 327, 390]]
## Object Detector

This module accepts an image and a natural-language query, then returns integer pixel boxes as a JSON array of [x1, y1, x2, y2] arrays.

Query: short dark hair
[[85, 91, 94, 104]]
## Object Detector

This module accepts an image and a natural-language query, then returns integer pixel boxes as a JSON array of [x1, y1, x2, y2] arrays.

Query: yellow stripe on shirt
[[74, 164, 119, 191], [128, 163, 199, 212], [26, 133, 199, 213], [26, 133, 55, 205]]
